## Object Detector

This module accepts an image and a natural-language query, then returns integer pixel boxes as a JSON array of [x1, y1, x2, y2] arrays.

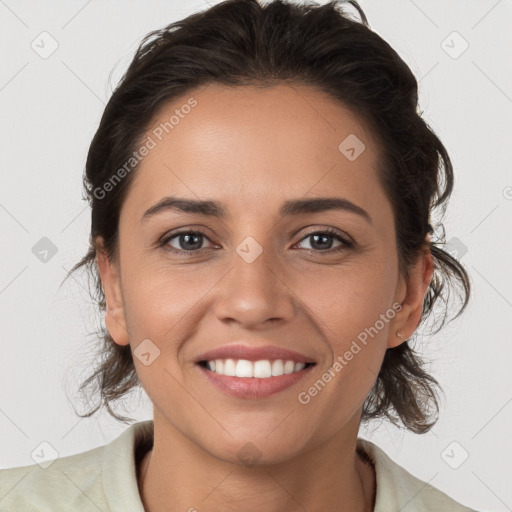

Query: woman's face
[[97, 83, 431, 464]]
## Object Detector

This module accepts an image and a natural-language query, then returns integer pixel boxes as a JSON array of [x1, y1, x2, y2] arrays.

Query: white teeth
[[224, 359, 236, 376], [271, 359, 284, 376], [254, 360, 272, 378], [294, 362, 306, 372], [204, 358, 310, 378], [235, 359, 253, 378], [283, 360, 295, 374]]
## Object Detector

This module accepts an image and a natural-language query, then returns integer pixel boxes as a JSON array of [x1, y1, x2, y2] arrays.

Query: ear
[[95, 237, 130, 346], [388, 241, 434, 349]]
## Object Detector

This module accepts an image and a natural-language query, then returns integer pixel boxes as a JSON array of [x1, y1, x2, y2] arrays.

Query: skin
[[96, 83, 433, 512]]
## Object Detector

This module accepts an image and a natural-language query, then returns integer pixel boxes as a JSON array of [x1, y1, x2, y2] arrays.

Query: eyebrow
[[141, 196, 372, 224]]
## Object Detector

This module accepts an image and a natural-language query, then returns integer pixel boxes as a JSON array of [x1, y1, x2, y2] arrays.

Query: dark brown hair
[[64, 0, 471, 433]]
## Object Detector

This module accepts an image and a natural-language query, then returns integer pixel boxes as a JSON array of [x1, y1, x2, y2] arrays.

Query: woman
[[0, 0, 477, 510]]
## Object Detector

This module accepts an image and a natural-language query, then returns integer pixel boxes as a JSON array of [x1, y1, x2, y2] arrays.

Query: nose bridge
[[232, 229, 280, 297], [213, 225, 295, 326]]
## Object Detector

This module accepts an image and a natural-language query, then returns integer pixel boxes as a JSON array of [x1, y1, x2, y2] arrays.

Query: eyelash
[[158, 227, 354, 256]]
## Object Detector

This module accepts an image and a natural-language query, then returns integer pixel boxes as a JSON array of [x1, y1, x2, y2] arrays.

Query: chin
[[206, 434, 307, 468]]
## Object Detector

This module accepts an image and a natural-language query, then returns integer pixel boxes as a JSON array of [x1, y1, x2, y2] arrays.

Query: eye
[[159, 227, 353, 255], [161, 230, 215, 253], [295, 228, 353, 254]]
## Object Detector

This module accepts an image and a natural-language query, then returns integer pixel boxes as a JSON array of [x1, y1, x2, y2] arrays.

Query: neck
[[137, 412, 375, 512]]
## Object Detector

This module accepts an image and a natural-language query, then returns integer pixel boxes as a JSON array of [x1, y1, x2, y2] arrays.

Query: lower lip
[[196, 364, 315, 399]]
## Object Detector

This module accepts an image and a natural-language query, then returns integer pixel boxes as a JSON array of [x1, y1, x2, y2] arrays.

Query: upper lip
[[194, 343, 316, 364]]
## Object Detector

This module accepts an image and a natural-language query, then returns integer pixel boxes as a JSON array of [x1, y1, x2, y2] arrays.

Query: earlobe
[[95, 238, 130, 347], [388, 327, 407, 349], [388, 246, 434, 349]]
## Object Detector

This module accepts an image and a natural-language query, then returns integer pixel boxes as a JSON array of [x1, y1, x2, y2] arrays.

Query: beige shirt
[[0, 419, 477, 511]]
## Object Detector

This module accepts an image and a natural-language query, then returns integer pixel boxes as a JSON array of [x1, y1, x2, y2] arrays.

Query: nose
[[212, 236, 296, 329]]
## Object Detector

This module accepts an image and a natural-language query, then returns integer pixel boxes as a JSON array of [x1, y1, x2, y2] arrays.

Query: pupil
[[312, 234, 332, 250], [182, 233, 201, 250]]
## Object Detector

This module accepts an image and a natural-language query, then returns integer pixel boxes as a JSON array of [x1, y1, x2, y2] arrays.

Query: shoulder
[[0, 420, 153, 512], [0, 443, 106, 511], [357, 438, 479, 512]]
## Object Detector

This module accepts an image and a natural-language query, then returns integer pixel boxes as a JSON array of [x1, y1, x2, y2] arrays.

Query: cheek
[[296, 257, 398, 397], [121, 268, 208, 397], [121, 261, 216, 351], [301, 256, 398, 342], [291, 273, 397, 433]]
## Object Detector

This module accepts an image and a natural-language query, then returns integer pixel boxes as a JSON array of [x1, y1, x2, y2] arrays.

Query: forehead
[[122, 83, 388, 221]]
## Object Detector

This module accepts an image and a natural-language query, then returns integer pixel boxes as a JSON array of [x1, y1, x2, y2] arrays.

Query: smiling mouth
[[197, 359, 316, 378]]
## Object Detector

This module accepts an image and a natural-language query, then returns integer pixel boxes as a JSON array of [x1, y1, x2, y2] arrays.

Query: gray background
[[1, 0, 511, 510]]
